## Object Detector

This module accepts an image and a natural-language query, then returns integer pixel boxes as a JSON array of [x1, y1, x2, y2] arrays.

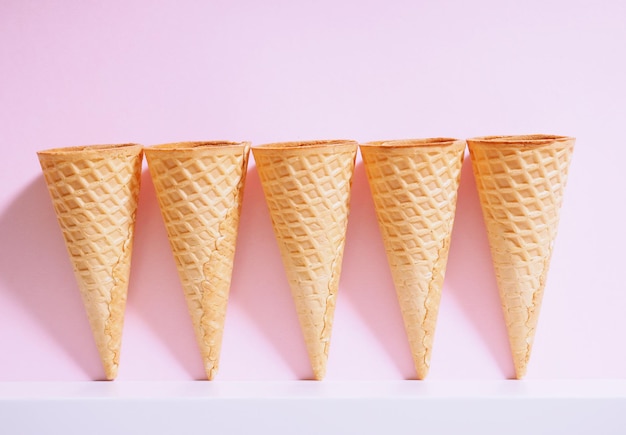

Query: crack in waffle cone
[[253, 140, 357, 380], [145, 141, 250, 380], [37, 144, 143, 380], [361, 138, 465, 379], [467, 135, 575, 378]]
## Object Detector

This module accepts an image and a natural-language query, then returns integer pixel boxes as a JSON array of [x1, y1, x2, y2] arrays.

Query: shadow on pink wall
[[126, 169, 206, 379], [230, 165, 313, 379], [0, 176, 103, 380], [445, 157, 514, 378], [341, 162, 416, 378]]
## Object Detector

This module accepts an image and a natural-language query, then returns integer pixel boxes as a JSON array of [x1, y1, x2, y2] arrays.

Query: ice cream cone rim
[[467, 134, 574, 147], [361, 137, 464, 148], [146, 141, 251, 152], [37, 143, 142, 158], [253, 139, 357, 151]]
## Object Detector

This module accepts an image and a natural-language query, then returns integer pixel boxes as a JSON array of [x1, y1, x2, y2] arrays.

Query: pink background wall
[[1, 0, 624, 381]]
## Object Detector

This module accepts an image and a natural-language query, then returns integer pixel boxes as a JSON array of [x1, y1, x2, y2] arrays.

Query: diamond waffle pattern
[[361, 141, 465, 379], [145, 144, 249, 379], [253, 143, 357, 380], [468, 138, 574, 378], [38, 146, 143, 380]]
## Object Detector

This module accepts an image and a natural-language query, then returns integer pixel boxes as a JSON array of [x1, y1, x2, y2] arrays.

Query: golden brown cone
[[253, 140, 357, 380], [145, 141, 250, 380], [37, 144, 143, 380], [361, 138, 465, 379], [467, 135, 575, 379]]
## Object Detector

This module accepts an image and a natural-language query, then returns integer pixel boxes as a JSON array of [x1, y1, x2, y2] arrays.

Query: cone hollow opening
[[253, 139, 357, 150], [37, 143, 142, 158], [361, 137, 464, 148], [147, 141, 250, 151], [467, 134, 574, 146]]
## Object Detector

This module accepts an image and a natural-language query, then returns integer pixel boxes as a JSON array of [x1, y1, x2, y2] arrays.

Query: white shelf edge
[[2, 381, 625, 435]]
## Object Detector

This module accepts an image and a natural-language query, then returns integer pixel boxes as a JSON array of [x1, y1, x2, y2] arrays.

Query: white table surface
[[1, 380, 625, 434]]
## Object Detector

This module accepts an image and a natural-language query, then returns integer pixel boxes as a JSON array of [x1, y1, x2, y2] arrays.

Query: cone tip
[[415, 368, 429, 381], [103, 364, 118, 381], [413, 359, 430, 380], [312, 366, 327, 381], [206, 367, 218, 381], [513, 363, 528, 380]]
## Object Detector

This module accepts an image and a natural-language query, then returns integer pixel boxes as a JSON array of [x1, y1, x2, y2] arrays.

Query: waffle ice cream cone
[[253, 140, 357, 380], [360, 138, 465, 379], [145, 141, 250, 380], [467, 135, 575, 379], [37, 144, 143, 380]]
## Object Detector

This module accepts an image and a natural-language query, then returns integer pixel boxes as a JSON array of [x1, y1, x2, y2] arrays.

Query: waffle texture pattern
[[361, 139, 465, 379], [468, 136, 574, 378], [253, 141, 357, 380], [38, 144, 143, 380], [146, 142, 250, 380]]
